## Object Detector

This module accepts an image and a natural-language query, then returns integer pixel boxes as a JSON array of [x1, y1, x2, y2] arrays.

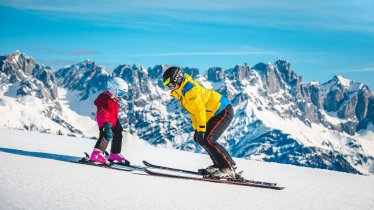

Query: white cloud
[[341, 67, 374, 73]]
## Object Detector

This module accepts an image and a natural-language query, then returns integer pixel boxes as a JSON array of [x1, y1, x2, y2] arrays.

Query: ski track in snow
[[0, 128, 374, 210]]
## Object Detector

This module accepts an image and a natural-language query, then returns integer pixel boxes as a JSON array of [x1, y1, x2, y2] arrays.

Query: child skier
[[162, 66, 236, 179], [89, 77, 130, 165]]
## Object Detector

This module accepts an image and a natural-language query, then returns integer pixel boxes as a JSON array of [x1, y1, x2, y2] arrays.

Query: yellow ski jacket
[[170, 74, 230, 132]]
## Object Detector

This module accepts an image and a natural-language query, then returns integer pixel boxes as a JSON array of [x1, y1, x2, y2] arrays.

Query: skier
[[162, 66, 236, 179], [89, 77, 130, 165]]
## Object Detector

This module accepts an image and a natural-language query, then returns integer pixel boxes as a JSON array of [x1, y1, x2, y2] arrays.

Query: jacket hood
[[170, 74, 192, 97], [94, 91, 112, 106]]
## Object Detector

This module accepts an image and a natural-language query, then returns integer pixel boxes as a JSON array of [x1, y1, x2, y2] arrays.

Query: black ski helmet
[[162, 66, 184, 88]]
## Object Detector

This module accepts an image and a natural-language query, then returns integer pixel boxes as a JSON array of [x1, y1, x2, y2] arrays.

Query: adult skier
[[89, 77, 130, 165], [162, 66, 236, 179]]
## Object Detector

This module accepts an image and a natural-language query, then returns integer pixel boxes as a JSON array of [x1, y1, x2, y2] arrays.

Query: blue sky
[[1, 0, 374, 89]]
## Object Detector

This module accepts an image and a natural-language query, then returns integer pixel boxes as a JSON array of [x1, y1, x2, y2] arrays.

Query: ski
[[143, 167, 285, 190], [142, 160, 200, 175], [142, 160, 278, 187], [72, 153, 142, 172]]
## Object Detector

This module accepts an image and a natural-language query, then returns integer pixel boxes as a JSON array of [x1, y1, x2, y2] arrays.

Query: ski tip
[[142, 160, 151, 166], [142, 167, 151, 173], [267, 185, 285, 190], [78, 157, 88, 163]]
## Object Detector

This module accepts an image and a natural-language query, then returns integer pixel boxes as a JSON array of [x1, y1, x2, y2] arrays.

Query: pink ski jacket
[[94, 91, 119, 128]]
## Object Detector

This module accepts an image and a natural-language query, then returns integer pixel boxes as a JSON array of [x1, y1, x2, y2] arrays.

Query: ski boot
[[89, 149, 109, 165], [198, 165, 219, 176], [108, 152, 130, 166], [209, 166, 237, 179]]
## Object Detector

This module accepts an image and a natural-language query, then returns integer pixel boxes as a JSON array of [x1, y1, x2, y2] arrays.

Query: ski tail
[[142, 160, 200, 175]]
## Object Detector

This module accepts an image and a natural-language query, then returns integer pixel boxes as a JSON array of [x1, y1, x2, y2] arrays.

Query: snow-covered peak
[[55, 60, 110, 100], [334, 75, 352, 87], [0, 51, 58, 101], [9, 51, 20, 63], [309, 80, 320, 86], [322, 75, 370, 94], [323, 75, 352, 89], [2, 50, 32, 66]]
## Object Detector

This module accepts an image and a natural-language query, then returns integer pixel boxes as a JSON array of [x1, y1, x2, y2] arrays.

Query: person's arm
[[190, 114, 197, 130], [185, 89, 206, 132], [97, 99, 115, 140], [97, 99, 115, 124]]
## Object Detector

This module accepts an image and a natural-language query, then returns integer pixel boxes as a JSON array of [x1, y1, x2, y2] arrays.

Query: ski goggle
[[117, 89, 126, 97], [163, 77, 176, 89]]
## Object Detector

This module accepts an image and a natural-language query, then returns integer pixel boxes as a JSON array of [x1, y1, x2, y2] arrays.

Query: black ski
[[142, 160, 279, 187], [143, 167, 285, 190], [142, 160, 200, 175]]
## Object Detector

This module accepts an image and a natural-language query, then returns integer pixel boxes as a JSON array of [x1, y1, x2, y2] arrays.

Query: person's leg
[[203, 105, 235, 169], [108, 121, 129, 165], [90, 127, 109, 163], [110, 121, 123, 154], [94, 127, 109, 152]]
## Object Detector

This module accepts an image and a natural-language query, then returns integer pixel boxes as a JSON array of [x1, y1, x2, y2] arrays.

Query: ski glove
[[194, 131, 205, 144], [103, 122, 113, 141]]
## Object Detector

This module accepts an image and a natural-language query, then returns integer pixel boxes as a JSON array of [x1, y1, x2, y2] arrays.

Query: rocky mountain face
[[208, 61, 374, 135], [54, 60, 110, 101], [204, 61, 373, 174], [0, 52, 96, 136], [0, 51, 57, 101], [0, 51, 60, 129], [1, 51, 373, 174], [318, 76, 374, 134]]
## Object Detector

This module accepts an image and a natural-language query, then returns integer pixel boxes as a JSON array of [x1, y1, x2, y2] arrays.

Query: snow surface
[[58, 87, 97, 137], [0, 88, 97, 138], [0, 92, 68, 134], [323, 111, 348, 125], [0, 128, 373, 210]]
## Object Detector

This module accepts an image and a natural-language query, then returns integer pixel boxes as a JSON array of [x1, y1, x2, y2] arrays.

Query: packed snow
[[0, 128, 373, 210]]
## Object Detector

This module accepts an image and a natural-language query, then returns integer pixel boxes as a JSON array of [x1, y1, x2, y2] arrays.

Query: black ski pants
[[94, 120, 123, 154], [197, 104, 235, 168]]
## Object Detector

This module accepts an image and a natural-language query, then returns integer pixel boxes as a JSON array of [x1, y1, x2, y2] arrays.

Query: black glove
[[193, 131, 205, 144], [103, 122, 113, 141]]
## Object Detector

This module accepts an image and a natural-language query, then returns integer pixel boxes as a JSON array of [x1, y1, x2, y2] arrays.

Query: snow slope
[[0, 89, 97, 138], [57, 87, 97, 137], [0, 93, 68, 134], [0, 128, 373, 210]]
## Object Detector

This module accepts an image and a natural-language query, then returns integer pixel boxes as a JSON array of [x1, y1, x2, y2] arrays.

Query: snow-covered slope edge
[[0, 128, 373, 210]]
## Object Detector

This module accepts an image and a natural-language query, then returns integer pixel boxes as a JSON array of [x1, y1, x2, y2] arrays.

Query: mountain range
[[1, 50, 373, 175]]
